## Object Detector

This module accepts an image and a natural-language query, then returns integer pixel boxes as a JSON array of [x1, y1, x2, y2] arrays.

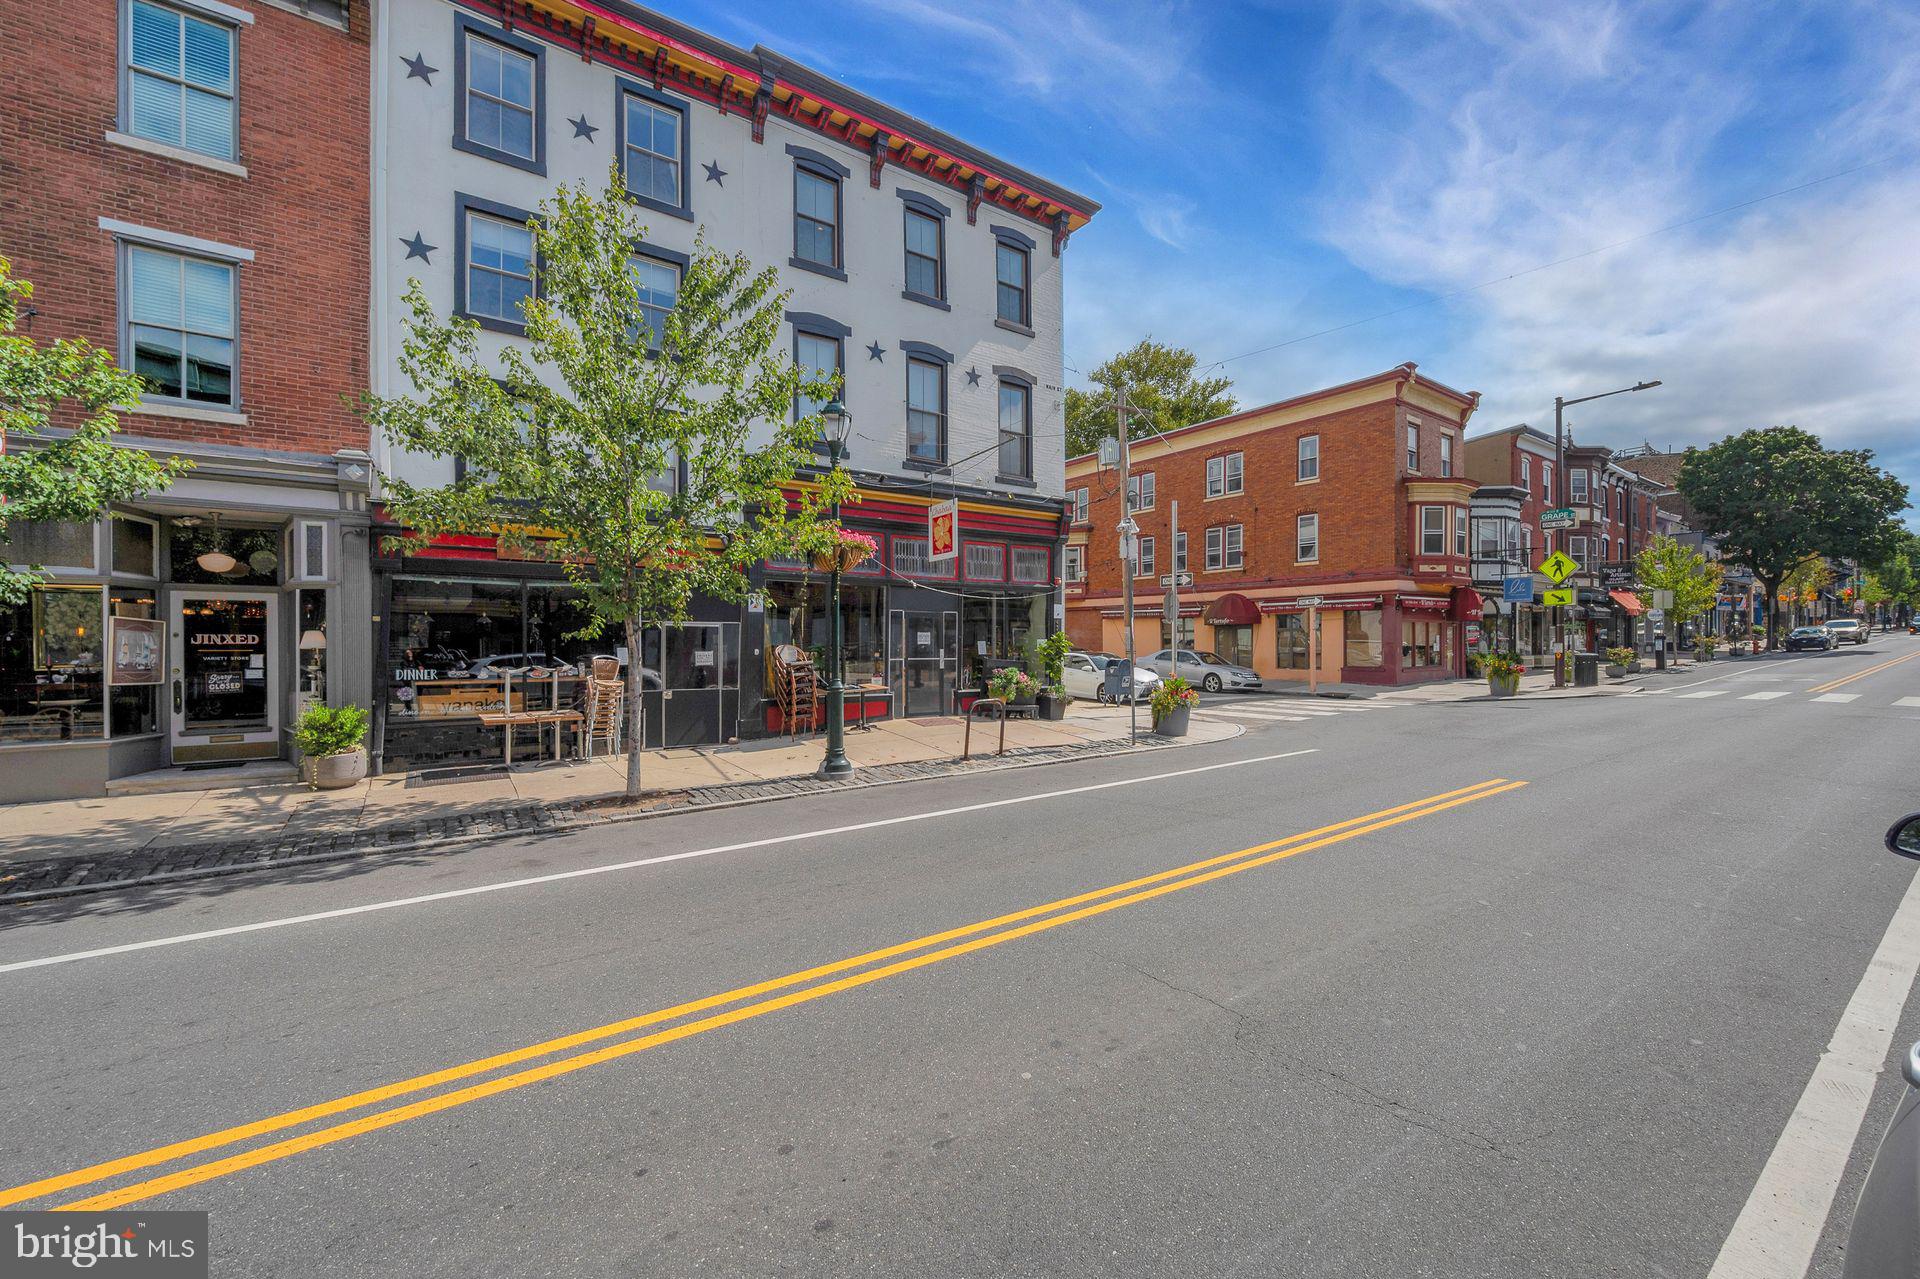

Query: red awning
[[1451, 587, 1485, 620], [1608, 589, 1645, 616], [1202, 592, 1261, 626]]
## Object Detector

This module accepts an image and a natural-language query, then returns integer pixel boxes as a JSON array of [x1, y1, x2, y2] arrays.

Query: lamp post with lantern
[[816, 398, 855, 779]]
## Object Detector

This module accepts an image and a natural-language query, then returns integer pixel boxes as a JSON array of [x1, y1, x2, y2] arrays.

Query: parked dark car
[[1785, 626, 1834, 652]]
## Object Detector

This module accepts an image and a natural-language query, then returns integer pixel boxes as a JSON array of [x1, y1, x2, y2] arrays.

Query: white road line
[[1707, 865, 1920, 1279], [1197, 707, 1310, 722], [1812, 694, 1861, 704], [1895, 696, 1920, 708], [0, 748, 1322, 976], [1677, 690, 1731, 699], [1740, 691, 1793, 701]]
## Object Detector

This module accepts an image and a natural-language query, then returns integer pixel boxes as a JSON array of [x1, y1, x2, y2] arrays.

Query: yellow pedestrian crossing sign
[[1543, 587, 1575, 607], [1537, 551, 1580, 584]]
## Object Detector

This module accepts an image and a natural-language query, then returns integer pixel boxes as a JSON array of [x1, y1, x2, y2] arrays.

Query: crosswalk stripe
[[1896, 697, 1920, 708], [1812, 693, 1860, 704], [1739, 691, 1792, 701], [1197, 706, 1310, 721], [1676, 690, 1729, 699]]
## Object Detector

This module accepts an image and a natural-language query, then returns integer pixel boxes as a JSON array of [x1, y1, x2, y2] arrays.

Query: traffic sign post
[[1159, 572, 1193, 588], [1541, 507, 1576, 531], [1543, 588, 1574, 607], [1537, 551, 1581, 687], [1537, 551, 1579, 584]]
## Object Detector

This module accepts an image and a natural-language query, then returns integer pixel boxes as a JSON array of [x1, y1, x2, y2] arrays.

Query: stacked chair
[[579, 655, 626, 758], [771, 643, 820, 737]]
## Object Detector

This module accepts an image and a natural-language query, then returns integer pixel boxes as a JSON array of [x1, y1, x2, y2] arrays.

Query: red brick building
[[1063, 364, 1484, 686], [0, 0, 372, 800]]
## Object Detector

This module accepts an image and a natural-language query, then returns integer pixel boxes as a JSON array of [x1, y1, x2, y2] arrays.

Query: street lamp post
[[1552, 379, 1662, 686], [817, 399, 855, 780]]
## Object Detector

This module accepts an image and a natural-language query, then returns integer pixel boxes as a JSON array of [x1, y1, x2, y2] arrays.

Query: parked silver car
[[1062, 651, 1161, 703], [1143, 648, 1263, 693], [1825, 617, 1868, 645]]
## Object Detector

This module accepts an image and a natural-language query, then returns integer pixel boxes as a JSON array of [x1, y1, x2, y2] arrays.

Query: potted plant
[[1483, 652, 1524, 698], [987, 666, 1039, 707], [1604, 646, 1637, 679], [809, 529, 878, 574], [1697, 635, 1719, 662], [1150, 674, 1199, 735], [1034, 631, 1073, 721], [294, 703, 370, 790]]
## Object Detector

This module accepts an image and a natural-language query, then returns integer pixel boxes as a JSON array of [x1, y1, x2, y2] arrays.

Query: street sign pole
[[1167, 498, 1180, 651], [1117, 389, 1136, 747], [1308, 605, 1320, 695]]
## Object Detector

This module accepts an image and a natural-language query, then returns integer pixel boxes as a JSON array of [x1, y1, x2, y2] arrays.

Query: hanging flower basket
[[810, 531, 878, 574]]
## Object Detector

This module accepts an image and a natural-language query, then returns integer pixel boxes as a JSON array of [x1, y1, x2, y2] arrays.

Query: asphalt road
[[6, 636, 1920, 1277]]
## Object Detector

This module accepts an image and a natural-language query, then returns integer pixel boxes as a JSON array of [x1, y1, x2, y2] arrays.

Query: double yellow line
[[1808, 647, 1920, 694], [5, 777, 1524, 1212]]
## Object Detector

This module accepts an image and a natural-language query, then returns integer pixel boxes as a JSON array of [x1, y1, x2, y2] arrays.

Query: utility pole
[[1553, 396, 1567, 688], [1166, 498, 1180, 651], [1116, 388, 1138, 747]]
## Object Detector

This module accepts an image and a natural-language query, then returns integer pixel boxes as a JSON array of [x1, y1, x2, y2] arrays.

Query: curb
[[0, 727, 1236, 906]]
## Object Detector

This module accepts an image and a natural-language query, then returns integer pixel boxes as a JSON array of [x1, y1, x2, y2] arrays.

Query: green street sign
[[1543, 587, 1575, 607], [1541, 507, 1576, 531], [1537, 551, 1580, 584]]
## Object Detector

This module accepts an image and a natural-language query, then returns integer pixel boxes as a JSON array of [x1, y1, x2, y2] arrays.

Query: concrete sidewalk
[[0, 703, 1235, 868]]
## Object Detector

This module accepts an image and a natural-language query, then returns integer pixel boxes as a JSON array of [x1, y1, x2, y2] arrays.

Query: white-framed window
[[463, 208, 535, 328], [1128, 471, 1155, 512], [997, 380, 1032, 479], [1174, 531, 1188, 573], [620, 87, 685, 210], [1406, 422, 1420, 472], [906, 357, 945, 462], [1542, 462, 1554, 502], [289, 520, 330, 582], [1602, 535, 1612, 563], [124, 0, 238, 161], [1568, 535, 1590, 563], [1297, 434, 1319, 482], [1136, 535, 1156, 578], [125, 243, 237, 407], [1522, 525, 1534, 556], [794, 163, 842, 270], [794, 329, 840, 423], [1440, 433, 1455, 477], [629, 252, 679, 352], [1070, 487, 1089, 524], [903, 207, 944, 301], [1570, 468, 1590, 503], [1520, 455, 1532, 491], [1454, 506, 1468, 556], [996, 240, 1030, 327], [1206, 452, 1244, 498], [457, 20, 542, 170], [110, 513, 159, 579], [1064, 544, 1085, 582], [1296, 513, 1319, 563], [1419, 505, 1446, 556], [1205, 524, 1243, 570]]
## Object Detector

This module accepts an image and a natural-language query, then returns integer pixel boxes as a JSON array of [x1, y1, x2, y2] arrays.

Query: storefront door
[[650, 621, 739, 749], [891, 609, 955, 717], [171, 591, 278, 763]]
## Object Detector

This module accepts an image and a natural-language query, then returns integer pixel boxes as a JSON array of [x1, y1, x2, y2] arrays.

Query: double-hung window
[[906, 357, 945, 462], [994, 230, 1032, 329], [1454, 507, 1468, 556], [619, 84, 688, 217], [1570, 468, 1590, 503], [1542, 463, 1554, 502], [904, 208, 943, 302], [126, 244, 236, 407], [1206, 525, 1244, 571], [1296, 514, 1319, 563], [1568, 535, 1590, 563], [1070, 487, 1089, 524], [461, 203, 535, 330], [1406, 423, 1420, 472], [1127, 472, 1155, 512], [1521, 455, 1532, 491], [1419, 505, 1446, 556], [629, 252, 679, 353], [1064, 544, 1085, 582], [457, 20, 543, 172], [1136, 536, 1156, 578], [1440, 433, 1455, 477], [794, 329, 841, 423], [997, 379, 1032, 479], [1207, 453, 1244, 497], [1174, 531, 1188, 573], [125, 0, 237, 161], [794, 164, 842, 272], [1298, 435, 1320, 482]]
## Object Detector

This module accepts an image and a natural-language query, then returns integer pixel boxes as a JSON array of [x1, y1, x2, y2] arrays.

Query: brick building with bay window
[[1063, 363, 1484, 686]]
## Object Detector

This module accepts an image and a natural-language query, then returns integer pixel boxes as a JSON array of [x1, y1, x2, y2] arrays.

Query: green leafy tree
[[1781, 555, 1833, 626], [363, 172, 850, 800], [1677, 426, 1908, 649], [1064, 338, 1236, 457], [1634, 534, 1721, 633], [0, 257, 189, 605]]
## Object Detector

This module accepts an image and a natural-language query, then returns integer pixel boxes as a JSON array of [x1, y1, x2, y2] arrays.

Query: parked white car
[[1143, 648, 1263, 693], [1062, 651, 1161, 703]]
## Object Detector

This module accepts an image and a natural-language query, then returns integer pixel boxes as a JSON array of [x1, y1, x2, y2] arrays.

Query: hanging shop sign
[[928, 499, 958, 563]]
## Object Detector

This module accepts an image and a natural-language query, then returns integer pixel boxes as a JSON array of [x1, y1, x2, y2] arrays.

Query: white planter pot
[[308, 746, 368, 790]]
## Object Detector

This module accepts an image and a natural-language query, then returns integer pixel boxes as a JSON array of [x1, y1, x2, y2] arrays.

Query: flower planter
[[1153, 705, 1191, 736], [1487, 673, 1520, 699], [1605, 664, 1628, 680], [307, 746, 368, 791], [1035, 693, 1068, 721]]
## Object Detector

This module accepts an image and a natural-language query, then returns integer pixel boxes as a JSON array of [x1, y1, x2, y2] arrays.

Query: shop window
[[1274, 613, 1311, 670], [168, 520, 279, 585], [1010, 545, 1050, 583], [1403, 618, 1452, 668], [108, 586, 160, 736], [5, 520, 98, 572], [1345, 609, 1383, 667], [764, 578, 887, 686], [296, 588, 328, 711], [111, 515, 159, 578], [1, 585, 106, 743], [1163, 616, 1195, 650]]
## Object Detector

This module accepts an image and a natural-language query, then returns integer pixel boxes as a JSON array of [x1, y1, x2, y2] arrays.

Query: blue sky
[[673, 0, 1920, 501]]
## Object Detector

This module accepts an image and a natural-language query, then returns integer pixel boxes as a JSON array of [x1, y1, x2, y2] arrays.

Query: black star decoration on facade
[[400, 233, 436, 263], [570, 115, 598, 141], [965, 367, 981, 387], [402, 53, 438, 84], [703, 161, 727, 186], [866, 341, 886, 362]]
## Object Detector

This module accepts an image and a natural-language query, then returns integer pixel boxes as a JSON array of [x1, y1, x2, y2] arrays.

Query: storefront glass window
[[297, 589, 328, 710], [388, 578, 529, 721], [1345, 609, 1383, 667], [763, 579, 886, 687], [169, 522, 280, 586], [2, 585, 105, 743], [108, 587, 160, 736], [6, 520, 97, 572], [1403, 619, 1452, 668], [1274, 614, 1311, 669], [112, 518, 158, 577], [1213, 624, 1253, 668]]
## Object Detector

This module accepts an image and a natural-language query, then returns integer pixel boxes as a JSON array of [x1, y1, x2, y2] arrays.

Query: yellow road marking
[[16, 779, 1525, 1210], [1807, 647, 1920, 694]]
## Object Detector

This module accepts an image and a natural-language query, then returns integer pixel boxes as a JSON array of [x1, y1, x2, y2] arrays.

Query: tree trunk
[[624, 616, 644, 800], [1761, 579, 1780, 651]]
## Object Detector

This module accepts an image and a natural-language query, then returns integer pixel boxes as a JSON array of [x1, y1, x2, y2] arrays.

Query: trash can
[[1101, 659, 1135, 704], [1573, 652, 1600, 687]]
